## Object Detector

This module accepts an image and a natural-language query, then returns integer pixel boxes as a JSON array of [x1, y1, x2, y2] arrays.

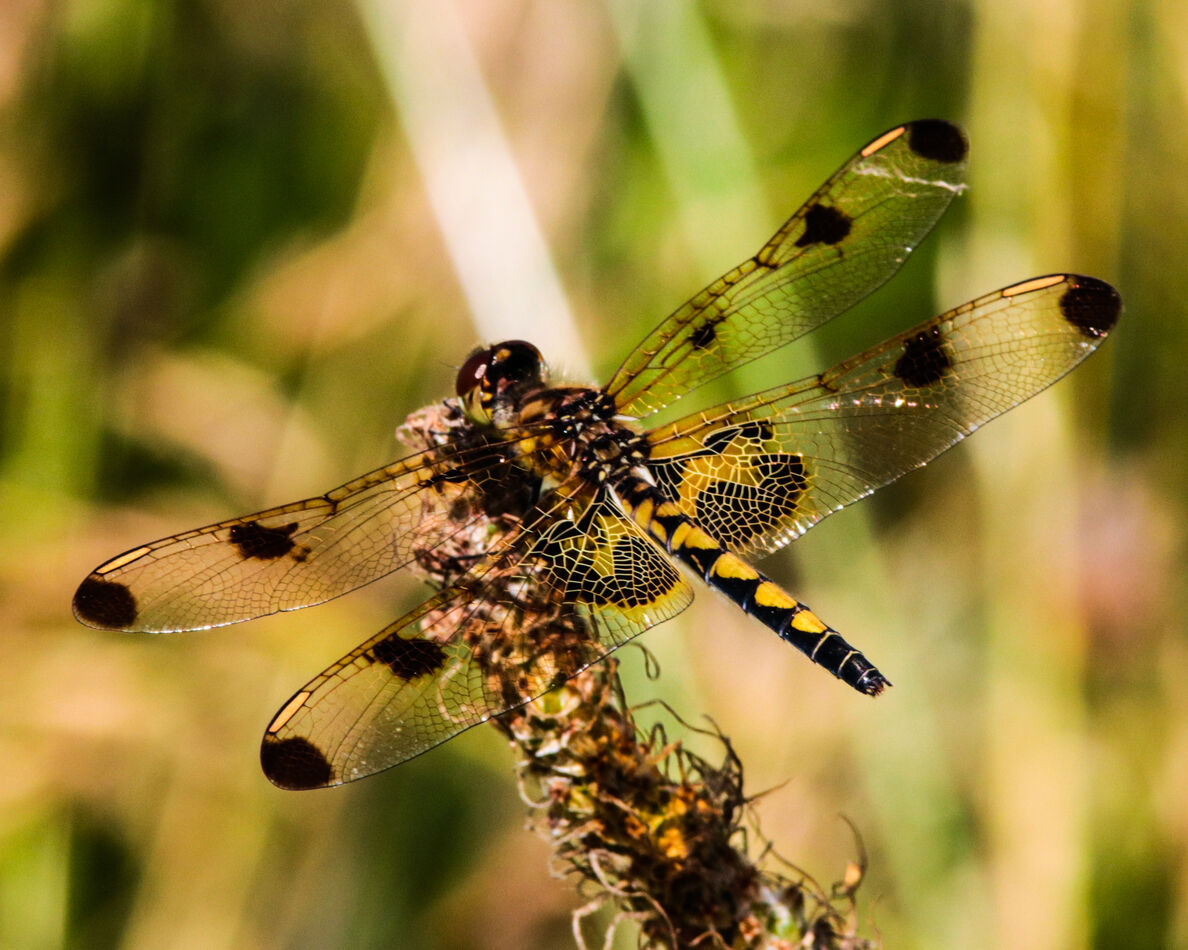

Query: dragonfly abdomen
[[617, 479, 888, 696]]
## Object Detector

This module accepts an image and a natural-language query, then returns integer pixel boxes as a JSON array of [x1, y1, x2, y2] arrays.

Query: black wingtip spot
[[1060, 276, 1121, 339], [261, 736, 335, 790], [370, 634, 447, 681], [894, 325, 952, 387], [907, 120, 968, 164], [229, 520, 299, 560], [795, 204, 852, 247], [73, 577, 138, 629]]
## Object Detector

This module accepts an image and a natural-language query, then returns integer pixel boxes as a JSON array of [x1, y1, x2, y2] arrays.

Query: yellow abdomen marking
[[751, 580, 796, 610], [710, 555, 760, 583]]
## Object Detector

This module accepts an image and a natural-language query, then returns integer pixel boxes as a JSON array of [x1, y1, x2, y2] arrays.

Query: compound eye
[[487, 340, 543, 389], [456, 346, 492, 399], [455, 341, 544, 424]]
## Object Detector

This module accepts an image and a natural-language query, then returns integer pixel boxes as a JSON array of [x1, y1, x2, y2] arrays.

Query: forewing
[[645, 275, 1120, 558], [73, 440, 529, 633], [260, 494, 694, 789], [605, 120, 969, 417]]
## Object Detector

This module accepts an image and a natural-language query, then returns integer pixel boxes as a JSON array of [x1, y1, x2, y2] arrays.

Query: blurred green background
[[2, 1, 1183, 948]]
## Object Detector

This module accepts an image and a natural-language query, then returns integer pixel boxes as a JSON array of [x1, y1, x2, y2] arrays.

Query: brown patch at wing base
[[73, 577, 138, 629], [261, 735, 335, 790]]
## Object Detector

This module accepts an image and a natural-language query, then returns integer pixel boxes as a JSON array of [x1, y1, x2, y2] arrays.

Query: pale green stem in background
[[603, 0, 768, 276], [361, 0, 590, 377]]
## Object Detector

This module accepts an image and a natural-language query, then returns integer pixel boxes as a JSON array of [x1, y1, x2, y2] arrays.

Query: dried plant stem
[[494, 657, 873, 949], [401, 403, 874, 949]]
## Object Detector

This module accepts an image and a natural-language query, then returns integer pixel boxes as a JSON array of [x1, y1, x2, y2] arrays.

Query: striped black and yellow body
[[617, 478, 887, 695], [71, 119, 1121, 789]]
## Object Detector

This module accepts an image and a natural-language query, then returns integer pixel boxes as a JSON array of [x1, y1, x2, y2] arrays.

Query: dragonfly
[[73, 120, 1120, 789]]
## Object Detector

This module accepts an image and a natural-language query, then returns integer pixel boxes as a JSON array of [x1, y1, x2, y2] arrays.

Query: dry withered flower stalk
[[400, 401, 875, 950]]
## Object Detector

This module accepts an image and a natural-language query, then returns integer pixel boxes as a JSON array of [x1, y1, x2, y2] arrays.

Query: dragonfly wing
[[606, 120, 969, 417], [644, 275, 1120, 558], [260, 491, 694, 788], [73, 439, 534, 632]]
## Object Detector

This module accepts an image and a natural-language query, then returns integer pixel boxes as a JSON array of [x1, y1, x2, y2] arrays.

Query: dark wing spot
[[906, 119, 968, 164], [261, 736, 334, 790], [689, 319, 719, 350], [894, 326, 952, 387], [370, 634, 447, 680], [229, 520, 299, 560], [702, 428, 734, 455], [645, 462, 687, 515], [702, 421, 774, 454], [73, 577, 138, 628], [695, 454, 805, 548], [1060, 277, 1121, 339], [736, 420, 774, 442], [794, 204, 852, 247], [611, 535, 679, 607], [539, 515, 680, 609], [535, 518, 582, 567], [568, 534, 680, 609], [757, 453, 807, 504]]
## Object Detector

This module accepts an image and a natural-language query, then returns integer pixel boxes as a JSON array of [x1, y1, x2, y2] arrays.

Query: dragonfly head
[[456, 340, 545, 424]]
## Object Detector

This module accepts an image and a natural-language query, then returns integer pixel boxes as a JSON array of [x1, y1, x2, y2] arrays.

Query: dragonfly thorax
[[509, 385, 649, 488]]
